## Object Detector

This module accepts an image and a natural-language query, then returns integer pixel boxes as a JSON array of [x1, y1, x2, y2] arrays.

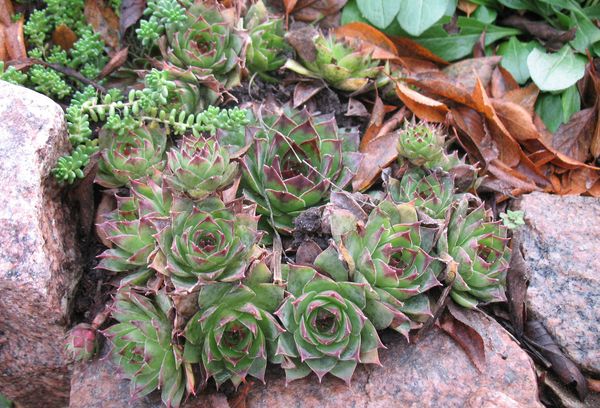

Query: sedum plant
[[438, 199, 511, 309], [275, 264, 383, 384], [316, 200, 439, 338], [244, 0, 289, 80], [96, 123, 168, 188], [97, 178, 172, 272], [104, 290, 189, 408], [284, 32, 386, 92], [165, 136, 238, 199], [388, 167, 455, 220], [184, 262, 284, 387], [241, 108, 362, 234], [152, 197, 260, 291]]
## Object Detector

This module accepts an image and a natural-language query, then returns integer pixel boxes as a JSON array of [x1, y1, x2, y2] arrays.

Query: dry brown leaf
[[552, 108, 595, 164], [502, 83, 539, 115], [293, 80, 325, 108], [288, 0, 347, 23], [3, 17, 26, 60], [84, 0, 120, 50], [404, 71, 477, 109], [353, 132, 398, 192], [359, 95, 385, 149], [0, 28, 7, 62], [395, 80, 449, 122], [443, 56, 501, 92], [334, 22, 398, 56], [98, 46, 128, 78], [295, 240, 323, 265], [0, 0, 14, 27], [439, 303, 486, 372], [120, 0, 146, 35], [388, 35, 449, 65], [490, 66, 519, 98], [472, 78, 522, 167], [457, 0, 478, 16], [52, 24, 78, 51]]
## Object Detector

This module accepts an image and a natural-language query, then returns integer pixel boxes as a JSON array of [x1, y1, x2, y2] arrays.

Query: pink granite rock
[[69, 344, 229, 408], [513, 192, 600, 376], [0, 81, 86, 406]]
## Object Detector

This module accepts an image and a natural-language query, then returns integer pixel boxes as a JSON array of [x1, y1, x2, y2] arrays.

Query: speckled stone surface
[[68, 310, 540, 407], [69, 344, 229, 408], [0, 81, 85, 406], [245, 310, 541, 408], [513, 192, 600, 376]]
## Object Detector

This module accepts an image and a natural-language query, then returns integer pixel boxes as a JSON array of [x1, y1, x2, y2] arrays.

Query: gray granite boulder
[[0, 81, 87, 406], [70, 310, 541, 407], [513, 192, 600, 376]]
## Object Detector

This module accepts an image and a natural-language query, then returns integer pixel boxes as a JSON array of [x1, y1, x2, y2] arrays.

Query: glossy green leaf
[[396, 0, 451, 37], [356, 0, 401, 29], [527, 46, 587, 92], [535, 92, 563, 133], [497, 37, 539, 84]]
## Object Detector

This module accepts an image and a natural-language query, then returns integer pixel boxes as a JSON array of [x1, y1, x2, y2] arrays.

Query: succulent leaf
[[165, 136, 238, 199], [65, 323, 98, 362], [388, 167, 455, 220], [97, 178, 172, 272], [438, 199, 511, 308], [245, 1, 289, 79], [183, 262, 284, 387], [285, 32, 386, 92], [154, 197, 260, 291], [318, 201, 440, 338], [275, 264, 383, 384], [240, 107, 362, 234], [96, 124, 167, 188], [162, 3, 244, 98], [104, 290, 188, 408]]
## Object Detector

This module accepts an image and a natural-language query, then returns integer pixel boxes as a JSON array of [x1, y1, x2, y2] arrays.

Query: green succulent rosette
[[104, 290, 189, 408], [183, 262, 284, 387], [97, 178, 172, 272], [162, 3, 244, 91], [438, 199, 511, 308], [96, 124, 167, 188], [317, 201, 439, 338], [284, 32, 386, 92], [388, 167, 455, 220], [152, 197, 260, 291], [165, 136, 238, 200], [240, 108, 362, 234], [245, 0, 289, 80], [275, 264, 383, 384]]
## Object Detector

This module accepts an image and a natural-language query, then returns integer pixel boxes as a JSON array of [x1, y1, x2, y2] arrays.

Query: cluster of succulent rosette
[[62, 102, 511, 406], [55, 3, 511, 408]]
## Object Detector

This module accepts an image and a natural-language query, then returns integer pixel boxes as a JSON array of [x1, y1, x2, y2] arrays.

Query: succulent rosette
[[275, 264, 383, 384], [245, 1, 289, 79], [97, 178, 172, 272], [183, 262, 284, 387], [397, 121, 468, 173], [162, 3, 244, 90], [104, 290, 189, 408], [240, 108, 362, 234], [388, 168, 455, 220], [165, 136, 238, 199], [438, 199, 511, 308], [284, 31, 386, 92], [153, 198, 260, 291], [316, 201, 439, 338], [65, 323, 97, 362], [96, 124, 167, 188]]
